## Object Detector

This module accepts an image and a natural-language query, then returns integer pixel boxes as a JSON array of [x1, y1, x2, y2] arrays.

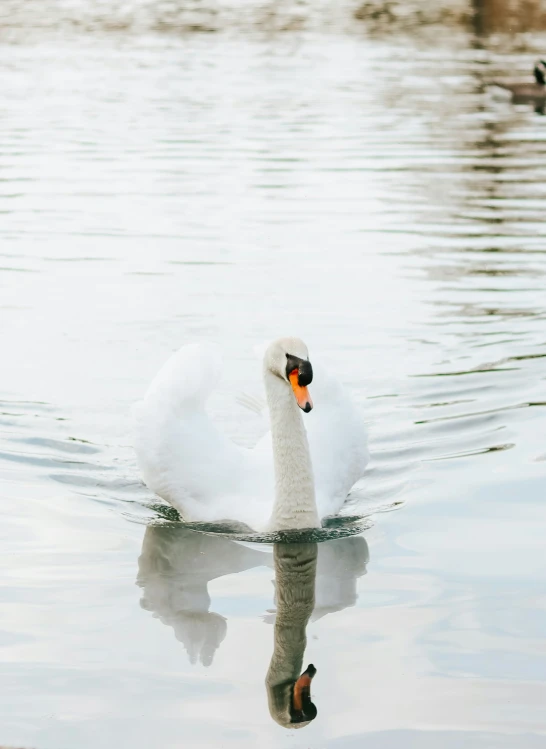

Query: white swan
[[133, 337, 368, 531]]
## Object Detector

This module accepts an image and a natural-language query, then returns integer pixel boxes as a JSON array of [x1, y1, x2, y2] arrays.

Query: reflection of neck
[[264, 370, 319, 531], [266, 543, 317, 723]]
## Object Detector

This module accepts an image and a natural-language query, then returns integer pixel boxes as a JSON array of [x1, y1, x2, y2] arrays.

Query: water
[[1, 15, 546, 749]]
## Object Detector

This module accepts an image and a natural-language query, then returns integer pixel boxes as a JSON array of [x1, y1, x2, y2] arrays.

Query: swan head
[[267, 663, 318, 728], [263, 337, 313, 413]]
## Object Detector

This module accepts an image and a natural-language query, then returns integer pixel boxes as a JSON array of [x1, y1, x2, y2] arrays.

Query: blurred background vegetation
[[1, 0, 546, 37]]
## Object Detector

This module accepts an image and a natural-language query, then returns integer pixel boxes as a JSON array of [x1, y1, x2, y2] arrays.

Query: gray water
[[1, 16, 546, 749]]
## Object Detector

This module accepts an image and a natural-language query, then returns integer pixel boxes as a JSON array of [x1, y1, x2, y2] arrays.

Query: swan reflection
[[266, 542, 318, 727], [137, 524, 368, 723], [266, 537, 368, 726], [137, 525, 270, 665]]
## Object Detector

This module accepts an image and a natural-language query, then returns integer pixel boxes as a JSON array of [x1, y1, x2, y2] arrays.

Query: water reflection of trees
[[473, 0, 546, 34], [9, 0, 546, 36]]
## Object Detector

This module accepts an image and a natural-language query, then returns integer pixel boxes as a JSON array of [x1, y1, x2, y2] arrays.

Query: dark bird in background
[[493, 60, 546, 112], [494, 60, 546, 103], [533, 60, 546, 85]]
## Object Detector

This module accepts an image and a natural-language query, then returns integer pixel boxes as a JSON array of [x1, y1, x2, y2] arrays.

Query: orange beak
[[289, 369, 313, 412], [293, 664, 316, 712]]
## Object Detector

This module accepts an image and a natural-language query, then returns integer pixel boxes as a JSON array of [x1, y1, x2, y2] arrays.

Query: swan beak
[[293, 664, 316, 712], [289, 370, 313, 412]]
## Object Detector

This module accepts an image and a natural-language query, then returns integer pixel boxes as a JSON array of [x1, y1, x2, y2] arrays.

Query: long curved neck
[[265, 543, 317, 726], [266, 543, 317, 684], [264, 370, 319, 531]]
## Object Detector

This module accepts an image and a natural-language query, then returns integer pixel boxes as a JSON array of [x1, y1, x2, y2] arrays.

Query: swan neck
[[264, 370, 319, 531], [265, 544, 317, 728]]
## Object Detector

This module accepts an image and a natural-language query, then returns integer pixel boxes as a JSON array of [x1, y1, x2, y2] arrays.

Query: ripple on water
[[134, 510, 375, 545], [0, 24, 546, 749], [0, 42, 545, 537]]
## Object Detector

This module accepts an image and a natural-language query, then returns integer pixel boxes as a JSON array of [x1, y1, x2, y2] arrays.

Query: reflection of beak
[[293, 664, 316, 712], [289, 370, 313, 413]]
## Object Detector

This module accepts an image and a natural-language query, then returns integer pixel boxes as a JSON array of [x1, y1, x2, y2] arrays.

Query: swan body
[[133, 338, 368, 531]]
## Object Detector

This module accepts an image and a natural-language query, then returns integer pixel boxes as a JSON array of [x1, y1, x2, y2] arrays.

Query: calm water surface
[[1, 24, 546, 749]]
